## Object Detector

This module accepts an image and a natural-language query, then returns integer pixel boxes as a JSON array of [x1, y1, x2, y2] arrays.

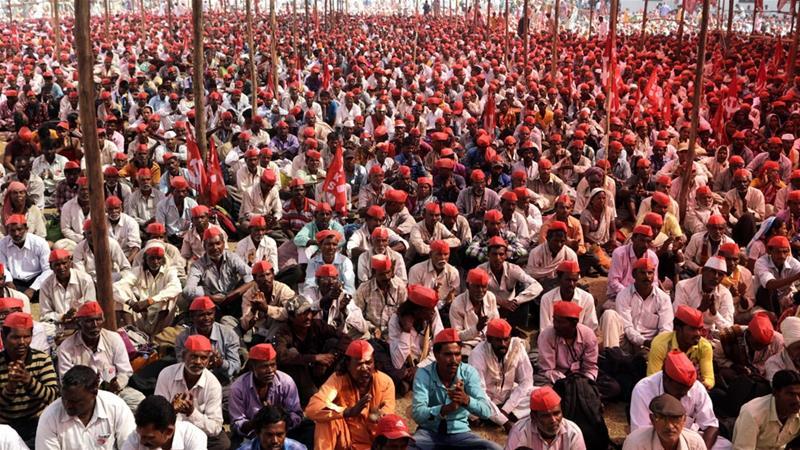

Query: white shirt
[[239, 183, 282, 222], [108, 214, 142, 254], [234, 235, 278, 270], [754, 253, 800, 300], [39, 268, 97, 323], [470, 337, 534, 425], [154, 363, 223, 436], [387, 310, 444, 370], [539, 286, 598, 331], [121, 420, 207, 450], [0, 233, 52, 289], [0, 424, 27, 449], [73, 238, 132, 279], [673, 275, 734, 333], [57, 329, 134, 388], [630, 372, 719, 433], [60, 196, 90, 243], [623, 426, 707, 450], [505, 416, 585, 450], [448, 291, 499, 350], [35, 390, 136, 450], [615, 284, 674, 346]]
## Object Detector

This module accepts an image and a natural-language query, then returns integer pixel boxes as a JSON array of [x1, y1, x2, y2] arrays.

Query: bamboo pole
[[588, 0, 594, 36], [677, 0, 686, 46], [752, 4, 757, 34], [551, 0, 559, 81], [167, 0, 174, 35], [726, 0, 733, 38], [789, 0, 799, 79], [641, 0, 648, 43], [104, 0, 110, 35], [679, 0, 711, 221], [6, 0, 12, 22], [74, 0, 116, 331], [246, 0, 258, 113], [523, 0, 529, 77], [604, 0, 618, 138], [52, 0, 60, 56], [503, 0, 509, 67], [141, 0, 146, 30], [192, 0, 208, 161], [270, 0, 279, 93], [486, 0, 491, 41]]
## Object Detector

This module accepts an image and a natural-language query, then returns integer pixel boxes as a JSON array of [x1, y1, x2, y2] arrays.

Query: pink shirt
[[607, 244, 659, 299], [537, 324, 598, 383]]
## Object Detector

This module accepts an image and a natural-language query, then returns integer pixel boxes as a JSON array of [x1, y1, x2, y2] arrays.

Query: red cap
[[315, 230, 342, 244], [371, 227, 389, 240], [103, 166, 119, 177], [430, 240, 450, 255], [633, 225, 654, 238], [538, 158, 553, 169], [486, 318, 512, 338], [203, 227, 223, 240], [652, 192, 671, 207], [145, 222, 166, 235], [707, 215, 726, 226], [719, 243, 740, 257], [249, 343, 277, 361], [664, 350, 698, 386], [316, 202, 332, 213], [748, 312, 774, 345], [433, 328, 461, 344], [466, 268, 490, 286], [643, 212, 664, 227], [170, 176, 189, 190], [252, 261, 273, 275], [501, 191, 518, 203], [408, 284, 438, 308], [345, 340, 374, 359], [633, 257, 656, 271], [768, 236, 791, 249], [75, 301, 103, 318], [385, 189, 409, 203], [675, 305, 704, 328], [556, 260, 580, 274], [315, 264, 339, 277], [371, 254, 392, 272], [64, 161, 80, 170], [0, 298, 23, 310], [261, 169, 277, 184], [442, 203, 459, 217], [184, 335, 213, 352], [376, 414, 413, 440], [366, 205, 386, 219], [189, 296, 215, 311], [144, 244, 165, 257], [484, 209, 503, 222], [487, 236, 507, 248], [105, 195, 122, 208], [530, 386, 561, 411], [553, 301, 583, 319], [49, 248, 71, 262], [5, 214, 26, 226], [548, 220, 568, 233], [191, 205, 210, 218], [249, 216, 267, 228], [470, 170, 486, 182]]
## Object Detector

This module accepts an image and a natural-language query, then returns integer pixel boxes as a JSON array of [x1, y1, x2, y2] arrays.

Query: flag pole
[[246, 0, 258, 113], [192, 0, 208, 162], [271, 0, 279, 93], [752, 3, 758, 34], [523, 0, 529, 76], [789, 0, 799, 80], [503, 0, 509, 67], [641, 0, 648, 44], [74, 0, 116, 331], [104, 0, 110, 35], [679, 0, 710, 221], [726, 0, 733, 38], [677, 0, 686, 46], [486, 0, 491, 42], [551, 0, 560, 81], [604, 0, 618, 138], [52, 0, 60, 56]]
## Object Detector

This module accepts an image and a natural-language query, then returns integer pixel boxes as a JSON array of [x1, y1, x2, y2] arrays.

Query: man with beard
[[56, 302, 145, 411], [682, 215, 734, 275], [38, 248, 96, 325], [525, 221, 579, 291], [229, 344, 303, 447], [622, 394, 706, 450], [240, 169, 282, 229], [124, 168, 166, 228], [0, 214, 51, 300], [449, 268, 499, 356], [673, 257, 734, 336], [469, 319, 533, 432], [105, 195, 142, 262], [356, 226, 408, 284], [235, 216, 279, 270], [456, 170, 500, 233], [505, 387, 586, 450], [238, 405, 307, 450], [407, 239, 460, 313], [732, 369, 800, 449], [466, 209, 528, 264], [723, 168, 766, 223], [305, 340, 395, 449], [346, 205, 408, 258], [155, 334, 228, 450], [354, 255, 407, 340], [183, 227, 252, 322], [606, 225, 659, 301], [0, 312, 59, 446], [122, 395, 207, 449], [180, 205, 228, 262], [410, 202, 463, 263], [410, 328, 498, 449], [59, 175, 90, 246], [103, 166, 132, 204], [0, 155, 45, 209], [241, 261, 298, 342], [155, 176, 198, 247], [304, 230, 355, 296], [53, 160, 81, 210], [647, 306, 715, 390], [35, 365, 136, 449], [539, 260, 597, 331], [536, 300, 599, 386], [114, 241, 181, 335], [754, 236, 800, 315]]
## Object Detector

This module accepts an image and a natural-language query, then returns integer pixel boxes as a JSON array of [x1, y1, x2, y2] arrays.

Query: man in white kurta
[[38, 248, 96, 324], [234, 215, 278, 269], [449, 268, 500, 355], [539, 260, 598, 331], [673, 256, 735, 336]]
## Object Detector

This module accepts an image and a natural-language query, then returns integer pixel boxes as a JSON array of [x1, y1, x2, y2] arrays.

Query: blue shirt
[[304, 253, 355, 296], [237, 437, 306, 450], [411, 362, 493, 435], [229, 371, 303, 437]]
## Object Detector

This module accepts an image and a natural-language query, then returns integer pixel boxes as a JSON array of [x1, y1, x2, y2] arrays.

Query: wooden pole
[[789, 0, 799, 80], [74, 0, 116, 331], [588, 0, 594, 36], [141, 0, 146, 30], [167, 0, 174, 34], [486, 0, 491, 41], [679, 0, 711, 221], [271, 0, 279, 93], [52, 0, 61, 56], [503, 0, 509, 66], [677, 0, 686, 46], [752, 4, 757, 34], [551, 0, 559, 81], [523, 0, 529, 76], [104, 0, 110, 35], [726, 0, 733, 37], [192, 0, 208, 161], [604, 0, 618, 138], [641, 0, 648, 43], [247, 0, 258, 113], [6, 0, 11, 22]]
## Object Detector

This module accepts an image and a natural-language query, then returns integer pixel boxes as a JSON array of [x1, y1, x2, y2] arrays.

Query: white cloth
[[622, 426, 707, 450], [154, 363, 223, 436], [57, 329, 134, 389], [39, 268, 97, 323], [539, 286, 598, 331], [60, 196, 89, 243], [448, 291, 500, 352], [504, 416, 586, 450], [35, 390, 136, 450], [614, 285, 674, 346], [0, 233, 52, 289], [387, 310, 444, 370], [469, 337, 534, 425], [0, 424, 27, 449], [673, 275, 735, 333], [234, 235, 279, 270], [108, 213, 142, 254], [630, 372, 719, 433], [73, 238, 131, 280], [121, 420, 207, 450]]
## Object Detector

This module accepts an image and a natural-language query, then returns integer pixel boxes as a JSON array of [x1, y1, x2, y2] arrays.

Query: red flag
[[483, 91, 497, 132], [662, 84, 673, 123], [206, 139, 228, 206], [756, 58, 767, 92], [321, 144, 348, 216], [322, 58, 331, 90], [727, 74, 741, 100], [771, 36, 785, 71], [711, 102, 725, 138], [185, 132, 207, 196], [644, 68, 659, 106]]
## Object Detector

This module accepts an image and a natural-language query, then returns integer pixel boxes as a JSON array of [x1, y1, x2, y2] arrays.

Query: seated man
[[753, 235, 800, 314], [155, 175, 198, 247], [180, 205, 228, 262], [122, 395, 207, 449], [724, 168, 766, 222], [58, 176, 90, 247], [133, 222, 187, 281], [537, 301, 599, 387], [505, 387, 586, 450], [293, 202, 346, 261], [304, 230, 355, 296], [0, 297, 50, 354], [274, 295, 351, 406], [647, 306, 714, 390], [384, 189, 416, 240], [539, 260, 598, 331], [354, 255, 407, 339], [154, 335, 229, 450], [631, 350, 725, 450], [305, 340, 395, 449], [449, 268, 499, 355], [766, 317, 800, 380], [682, 214, 733, 274], [241, 261, 297, 343], [525, 221, 579, 291], [356, 227, 407, 284], [469, 319, 533, 431], [35, 365, 136, 449], [600, 257, 673, 351], [236, 405, 307, 450], [176, 297, 241, 386], [714, 312, 782, 392], [407, 239, 460, 312], [622, 394, 706, 450], [410, 328, 501, 450], [239, 169, 282, 227], [466, 209, 527, 264], [0, 214, 51, 299], [124, 168, 165, 227], [39, 248, 96, 325], [673, 256, 734, 336], [408, 202, 461, 261], [732, 369, 800, 449], [114, 241, 182, 335], [229, 344, 303, 445], [607, 224, 658, 301], [235, 215, 278, 269], [373, 414, 414, 450], [717, 243, 755, 324], [183, 227, 252, 322], [57, 302, 145, 411], [0, 312, 59, 446], [73, 219, 131, 280], [346, 205, 407, 257], [106, 195, 142, 262], [300, 264, 365, 338]]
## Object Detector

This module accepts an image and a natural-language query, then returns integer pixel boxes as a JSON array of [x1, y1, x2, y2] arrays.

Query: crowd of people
[[3, 5, 800, 450]]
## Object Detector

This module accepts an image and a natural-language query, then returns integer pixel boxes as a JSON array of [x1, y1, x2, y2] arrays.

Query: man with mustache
[[622, 394, 705, 450], [154, 334, 229, 450], [35, 365, 136, 449], [505, 387, 586, 450], [38, 248, 95, 325], [305, 340, 395, 449], [122, 395, 207, 450], [238, 405, 307, 450], [732, 369, 800, 449]]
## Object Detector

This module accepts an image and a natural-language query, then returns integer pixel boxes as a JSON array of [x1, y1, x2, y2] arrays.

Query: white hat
[[782, 317, 800, 347], [343, 119, 355, 127], [703, 256, 727, 273], [782, 134, 795, 141], [164, 131, 177, 139]]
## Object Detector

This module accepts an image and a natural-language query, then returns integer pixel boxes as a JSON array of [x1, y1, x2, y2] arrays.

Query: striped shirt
[[0, 349, 59, 423]]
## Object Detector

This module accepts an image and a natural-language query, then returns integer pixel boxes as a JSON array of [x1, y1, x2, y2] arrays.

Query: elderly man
[[623, 394, 706, 450], [346, 205, 408, 258], [274, 295, 351, 406], [0, 214, 51, 300], [301, 264, 365, 338], [754, 236, 800, 314], [305, 340, 395, 450], [105, 195, 142, 262], [356, 226, 407, 283], [235, 215, 279, 269], [241, 261, 298, 342], [766, 317, 800, 381], [470, 319, 533, 431], [125, 168, 165, 227], [180, 205, 228, 262], [449, 268, 500, 356], [354, 255, 407, 339], [410, 328, 501, 450], [526, 221, 579, 291], [293, 202, 346, 258], [537, 301, 599, 385], [466, 209, 527, 263], [304, 230, 355, 296], [38, 249, 96, 325], [732, 369, 800, 449], [155, 335, 228, 450], [56, 301, 145, 411], [647, 306, 715, 390], [456, 170, 501, 232], [0, 312, 59, 446], [176, 297, 241, 386], [155, 176, 198, 246], [724, 168, 766, 222], [384, 189, 416, 239], [229, 344, 303, 445], [408, 239, 460, 310], [539, 260, 597, 331], [183, 227, 253, 322], [114, 241, 181, 335], [607, 225, 659, 301], [683, 215, 734, 274], [672, 256, 734, 337], [505, 386, 586, 450], [35, 365, 136, 449], [73, 219, 132, 280], [408, 202, 461, 261], [631, 350, 725, 450], [358, 166, 392, 210], [136, 222, 187, 281], [59, 176, 90, 247]]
